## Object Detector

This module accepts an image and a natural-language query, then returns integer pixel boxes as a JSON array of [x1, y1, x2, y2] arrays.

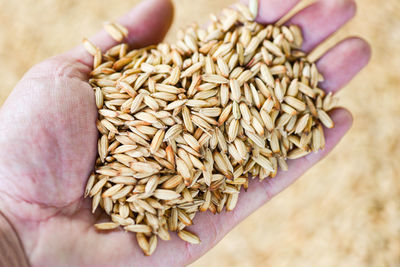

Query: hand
[[0, 0, 370, 266]]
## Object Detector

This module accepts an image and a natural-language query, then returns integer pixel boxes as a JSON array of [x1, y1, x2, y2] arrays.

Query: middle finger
[[287, 0, 357, 52]]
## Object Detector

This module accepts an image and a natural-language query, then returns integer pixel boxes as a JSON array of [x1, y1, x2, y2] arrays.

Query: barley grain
[[178, 230, 201, 244], [94, 222, 119, 230], [85, 6, 336, 255]]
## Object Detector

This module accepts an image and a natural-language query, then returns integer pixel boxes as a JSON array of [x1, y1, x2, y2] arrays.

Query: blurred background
[[0, 0, 399, 266]]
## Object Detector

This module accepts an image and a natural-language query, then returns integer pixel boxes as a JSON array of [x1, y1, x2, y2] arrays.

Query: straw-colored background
[[0, 0, 399, 266]]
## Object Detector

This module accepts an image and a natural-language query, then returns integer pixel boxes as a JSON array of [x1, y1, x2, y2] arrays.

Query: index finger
[[241, 0, 301, 23]]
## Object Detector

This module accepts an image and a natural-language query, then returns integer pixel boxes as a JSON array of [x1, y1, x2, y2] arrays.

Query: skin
[[0, 0, 371, 266]]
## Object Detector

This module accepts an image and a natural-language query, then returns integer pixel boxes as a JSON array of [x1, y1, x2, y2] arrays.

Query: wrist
[[0, 210, 30, 267]]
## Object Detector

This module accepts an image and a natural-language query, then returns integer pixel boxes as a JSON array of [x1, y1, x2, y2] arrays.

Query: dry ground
[[0, 0, 399, 266]]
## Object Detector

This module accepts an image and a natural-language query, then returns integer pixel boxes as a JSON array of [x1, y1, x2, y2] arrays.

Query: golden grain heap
[[83, 2, 337, 256]]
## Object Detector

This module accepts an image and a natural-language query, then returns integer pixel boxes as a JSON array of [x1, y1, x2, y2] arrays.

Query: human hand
[[0, 0, 370, 266]]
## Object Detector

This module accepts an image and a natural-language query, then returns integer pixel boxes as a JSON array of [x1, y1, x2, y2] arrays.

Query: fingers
[[182, 108, 353, 264], [287, 0, 357, 52], [241, 0, 301, 23], [317, 37, 371, 93], [67, 0, 174, 67]]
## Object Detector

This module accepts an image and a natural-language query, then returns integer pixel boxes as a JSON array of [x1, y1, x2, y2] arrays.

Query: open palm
[[0, 0, 370, 266]]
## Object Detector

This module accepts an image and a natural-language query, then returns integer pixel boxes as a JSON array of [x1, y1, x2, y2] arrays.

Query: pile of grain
[[83, 1, 337, 255]]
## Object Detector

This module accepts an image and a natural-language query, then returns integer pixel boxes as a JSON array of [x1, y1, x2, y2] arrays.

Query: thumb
[[64, 0, 174, 69]]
